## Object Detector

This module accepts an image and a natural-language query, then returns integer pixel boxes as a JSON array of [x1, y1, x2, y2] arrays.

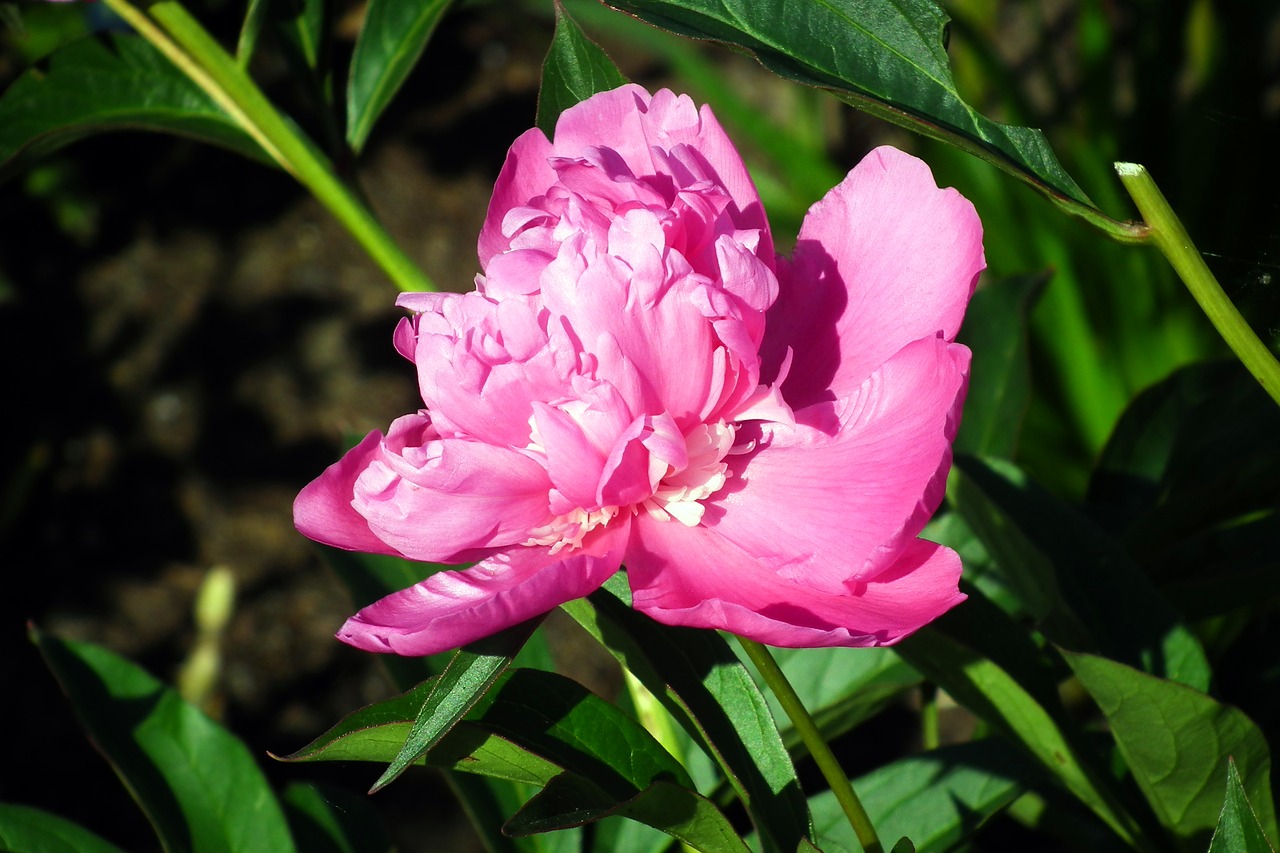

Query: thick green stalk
[[737, 638, 884, 853], [101, 0, 434, 293], [1115, 162, 1280, 406]]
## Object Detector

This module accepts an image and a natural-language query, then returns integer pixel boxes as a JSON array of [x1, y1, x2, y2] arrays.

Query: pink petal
[[709, 335, 969, 593], [339, 518, 630, 656], [478, 128, 558, 269], [627, 517, 965, 647], [763, 146, 984, 408], [350, 415, 553, 563], [294, 429, 404, 557]]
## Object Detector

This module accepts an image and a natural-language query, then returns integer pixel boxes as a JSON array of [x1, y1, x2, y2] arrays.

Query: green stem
[[919, 683, 939, 751], [1115, 162, 1280, 406], [737, 638, 883, 853], [102, 0, 434, 293]]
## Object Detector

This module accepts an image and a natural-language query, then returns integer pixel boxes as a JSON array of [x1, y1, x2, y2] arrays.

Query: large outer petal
[[762, 146, 984, 409], [294, 429, 405, 556], [339, 517, 629, 656], [350, 416, 554, 563], [710, 335, 969, 592], [626, 518, 964, 648]]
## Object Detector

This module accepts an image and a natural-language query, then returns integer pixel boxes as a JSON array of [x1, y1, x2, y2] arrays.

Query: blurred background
[[2, 0, 1278, 849]]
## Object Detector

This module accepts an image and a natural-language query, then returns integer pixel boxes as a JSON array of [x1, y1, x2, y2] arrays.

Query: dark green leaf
[[371, 617, 541, 792], [812, 740, 1036, 853], [0, 33, 266, 182], [561, 576, 811, 853], [954, 272, 1049, 459], [890, 839, 917, 853], [33, 629, 295, 853], [599, 0, 1138, 234], [280, 783, 391, 853], [271, 0, 326, 73], [346, 0, 454, 153], [506, 776, 750, 853], [895, 629, 1145, 845], [1208, 760, 1277, 853], [537, 1, 628, 137], [1064, 651, 1278, 850], [952, 455, 1212, 691], [0, 802, 129, 853]]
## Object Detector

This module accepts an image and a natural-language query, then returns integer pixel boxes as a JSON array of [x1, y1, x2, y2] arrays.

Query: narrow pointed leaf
[[953, 454, 1212, 691], [370, 617, 541, 792], [0, 33, 266, 182], [0, 803, 129, 853], [561, 577, 811, 853], [599, 0, 1142, 237], [537, 1, 628, 136], [506, 776, 750, 853], [33, 629, 295, 853], [1064, 651, 1278, 850], [346, 0, 454, 153], [1208, 760, 1277, 853]]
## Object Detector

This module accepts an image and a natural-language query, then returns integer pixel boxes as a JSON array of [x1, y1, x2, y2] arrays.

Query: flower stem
[[1115, 162, 1280, 406], [737, 637, 883, 853], [101, 0, 435, 293]]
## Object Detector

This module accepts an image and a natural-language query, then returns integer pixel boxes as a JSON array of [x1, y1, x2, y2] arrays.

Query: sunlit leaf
[[599, 0, 1143, 236], [537, 1, 628, 137], [346, 0, 455, 153], [33, 629, 296, 853], [812, 740, 1038, 853], [0, 33, 265, 182], [1064, 651, 1278, 850], [561, 576, 812, 853]]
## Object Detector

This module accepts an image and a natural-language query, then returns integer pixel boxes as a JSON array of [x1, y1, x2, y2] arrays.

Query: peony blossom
[[295, 84, 984, 655]]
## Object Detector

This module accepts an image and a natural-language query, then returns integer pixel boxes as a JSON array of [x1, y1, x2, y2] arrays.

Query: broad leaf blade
[[346, 0, 454, 153], [1064, 651, 1278, 850], [562, 577, 811, 853], [0, 803, 129, 853], [1208, 760, 1277, 853], [537, 1, 628, 137], [370, 617, 542, 791], [811, 740, 1037, 853], [33, 629, 296, 853], [601, 0, 1133, 232], [0, 33, 266, 182]]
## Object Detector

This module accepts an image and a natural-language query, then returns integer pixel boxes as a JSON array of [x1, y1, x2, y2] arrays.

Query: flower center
[[524, 421, 737, 553]]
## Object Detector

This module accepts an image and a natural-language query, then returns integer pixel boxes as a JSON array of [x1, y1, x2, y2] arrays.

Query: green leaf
[[506, 776, 750, 853], [895, 629, 1145, 845], [811, 741, 1036, 853], [0, 802, 129, 853], [734, 643, 920, 750], [537, 1, 628, 137], [346, 0, 454, 153], [370, 617, 542, 792], [1063, 651, 1278, 850], [953, 272, 1048, 459], [0, 33, 266, 182], [32, 629, 296, 853], [270, 0, 326, 73], [599, 0, 1139, 236], [952, 454, 1212, 691], [280, 783, 391, 853], [561, 577, 811, 853], [1208, 760, 1277, 853]]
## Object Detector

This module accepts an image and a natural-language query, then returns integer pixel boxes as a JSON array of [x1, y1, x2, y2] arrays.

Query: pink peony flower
[[295, 84, 984, 655]]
